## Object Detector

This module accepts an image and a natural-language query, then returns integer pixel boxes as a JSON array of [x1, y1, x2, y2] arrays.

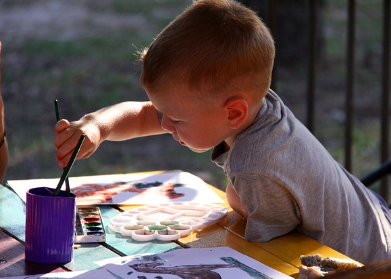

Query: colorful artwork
[[6, 247, 293, 279], [71, 180, 185, 204], [8, 171, 224, 205]]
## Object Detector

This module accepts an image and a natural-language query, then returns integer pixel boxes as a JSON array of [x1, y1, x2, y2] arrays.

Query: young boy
[[54, 0, 391, 264]]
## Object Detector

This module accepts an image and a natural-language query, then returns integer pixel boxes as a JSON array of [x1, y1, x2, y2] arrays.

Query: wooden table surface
[[0, 171, 359, 278]]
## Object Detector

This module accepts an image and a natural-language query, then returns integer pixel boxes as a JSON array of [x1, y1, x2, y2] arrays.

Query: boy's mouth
[[172, 134, 185, 146]]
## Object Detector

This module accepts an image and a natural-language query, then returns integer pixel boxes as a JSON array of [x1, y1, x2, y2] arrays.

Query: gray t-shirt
[[212, 90, 391, 264]]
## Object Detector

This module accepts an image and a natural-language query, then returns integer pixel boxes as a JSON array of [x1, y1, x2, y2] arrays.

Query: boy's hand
[[54, 101, 166, 168], [54, 118, 101, 168]]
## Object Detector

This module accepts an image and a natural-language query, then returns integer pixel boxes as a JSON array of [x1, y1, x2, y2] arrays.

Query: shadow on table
[[0, 258, 65, 277]]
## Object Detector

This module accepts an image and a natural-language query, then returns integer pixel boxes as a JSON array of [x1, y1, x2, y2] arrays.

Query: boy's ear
[[224, 97, 249, 129]]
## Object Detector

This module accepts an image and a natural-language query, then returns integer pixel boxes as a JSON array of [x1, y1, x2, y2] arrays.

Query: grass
[[320, 0, 385, 177], [3, 0, 228, 189]]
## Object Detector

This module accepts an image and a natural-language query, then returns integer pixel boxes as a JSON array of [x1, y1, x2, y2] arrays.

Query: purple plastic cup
[[25, 187, 76, 264]]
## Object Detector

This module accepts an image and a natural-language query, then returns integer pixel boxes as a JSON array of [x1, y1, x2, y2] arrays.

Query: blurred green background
[[0, 0, 388, 193]]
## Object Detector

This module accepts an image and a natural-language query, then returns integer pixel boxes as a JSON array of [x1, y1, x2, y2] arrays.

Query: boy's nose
[[161, 115, 175, 133]]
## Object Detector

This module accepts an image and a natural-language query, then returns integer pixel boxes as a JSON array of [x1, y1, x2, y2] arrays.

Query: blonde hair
[[140, 0, 275, 100]]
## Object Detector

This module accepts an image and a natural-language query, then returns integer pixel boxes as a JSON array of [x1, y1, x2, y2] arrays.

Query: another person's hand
[[0, 41, 8, 183]]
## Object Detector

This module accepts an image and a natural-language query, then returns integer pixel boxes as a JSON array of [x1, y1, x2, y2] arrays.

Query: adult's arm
[[0, 42, 8, 184]]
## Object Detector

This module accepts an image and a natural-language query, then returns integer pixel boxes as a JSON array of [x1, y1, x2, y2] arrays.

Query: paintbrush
[[53, 134, 85, 196], [54, 99, 71, 196]]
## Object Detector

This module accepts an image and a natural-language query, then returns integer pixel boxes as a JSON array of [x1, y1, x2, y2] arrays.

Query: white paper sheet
[[7, 171, 224, 205], [3, 247, 293, 279]]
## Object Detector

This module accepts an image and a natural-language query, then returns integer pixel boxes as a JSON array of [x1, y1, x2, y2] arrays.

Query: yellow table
[[120, 173, 360, 278], [0, 171, 361, 278]]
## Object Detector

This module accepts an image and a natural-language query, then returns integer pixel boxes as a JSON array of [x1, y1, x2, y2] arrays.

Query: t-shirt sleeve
[[232, 173, 302, 242]]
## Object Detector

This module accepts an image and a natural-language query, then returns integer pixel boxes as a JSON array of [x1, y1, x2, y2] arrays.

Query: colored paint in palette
[[108, 202, 227, 241], [75, 206, 106, 243]]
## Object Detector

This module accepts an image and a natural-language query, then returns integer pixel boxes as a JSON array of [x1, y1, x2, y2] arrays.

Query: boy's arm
[[54, 101, 165, 168], [226, 183, 248, 219]]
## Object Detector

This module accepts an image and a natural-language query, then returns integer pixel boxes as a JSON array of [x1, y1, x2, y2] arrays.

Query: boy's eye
[[170, 118, 182, 124], [159, 112, 182, 124]]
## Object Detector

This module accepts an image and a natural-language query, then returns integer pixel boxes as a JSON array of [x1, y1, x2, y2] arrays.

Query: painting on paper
[[7, 171, 224, 205]]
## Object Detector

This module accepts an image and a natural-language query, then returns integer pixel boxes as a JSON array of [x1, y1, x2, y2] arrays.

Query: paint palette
[[108, 202, 227, 241], [75, 206, 106, 243]]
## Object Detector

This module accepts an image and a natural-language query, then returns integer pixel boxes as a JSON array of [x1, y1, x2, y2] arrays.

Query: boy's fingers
[[56, 131, 82, 160], [54, 121, 79, 150], [57, 154, 71, 168], [56, 133, 92, 167], [54, 119, 71, 135], [54, 130, 72, 150], [57, 147, 91, 168]]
